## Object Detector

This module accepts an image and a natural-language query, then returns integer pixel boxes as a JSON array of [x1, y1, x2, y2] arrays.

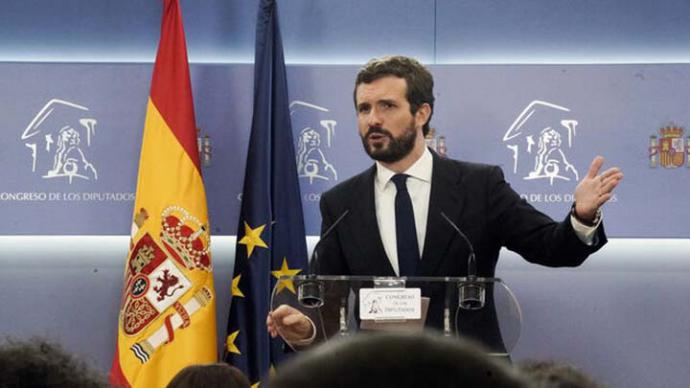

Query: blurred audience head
[[518, 360, 603, 388], [0, 337, 106, 388], [167, 363, 251, 388], [269, 331, 531, 388]]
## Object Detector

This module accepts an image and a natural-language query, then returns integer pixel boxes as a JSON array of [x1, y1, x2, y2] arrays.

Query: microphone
[[310, 209, 350, 275], [440, 212, 477, 277], [298, 209, 350, 308], [440, 211, 485, 310]]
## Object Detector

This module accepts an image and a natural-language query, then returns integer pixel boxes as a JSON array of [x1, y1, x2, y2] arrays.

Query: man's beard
[[360, 122, 417, 163]]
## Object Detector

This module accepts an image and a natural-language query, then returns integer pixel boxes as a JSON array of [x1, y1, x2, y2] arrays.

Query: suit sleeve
[[487, 166, 607, 267], [311, 192, 350, 275]]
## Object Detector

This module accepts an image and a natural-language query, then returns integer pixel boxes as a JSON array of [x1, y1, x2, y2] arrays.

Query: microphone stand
[[440, 212, 486, 310], [297, 209, 350, 308]]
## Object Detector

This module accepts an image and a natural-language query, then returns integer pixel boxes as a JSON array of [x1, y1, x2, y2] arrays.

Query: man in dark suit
[[267, 55, 623, 345]]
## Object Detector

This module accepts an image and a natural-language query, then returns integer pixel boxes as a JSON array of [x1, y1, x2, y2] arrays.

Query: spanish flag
[[109, 0, 217, 386]]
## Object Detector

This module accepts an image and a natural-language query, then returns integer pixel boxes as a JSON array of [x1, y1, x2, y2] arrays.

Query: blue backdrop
[[1, 63, 687, 237]]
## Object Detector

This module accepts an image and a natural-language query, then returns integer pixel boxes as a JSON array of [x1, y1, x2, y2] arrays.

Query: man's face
[[355, 76, 422, 163]]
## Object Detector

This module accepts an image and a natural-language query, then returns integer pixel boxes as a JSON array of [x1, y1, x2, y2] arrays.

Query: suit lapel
[[418, 153, 466, 276], [349, 165, 396, 276]]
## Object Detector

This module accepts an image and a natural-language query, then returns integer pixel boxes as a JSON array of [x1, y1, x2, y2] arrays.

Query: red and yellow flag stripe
[[110, 1, 216, 386]]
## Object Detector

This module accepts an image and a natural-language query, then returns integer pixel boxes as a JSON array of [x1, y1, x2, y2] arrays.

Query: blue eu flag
[[224, 0, 308, 385]]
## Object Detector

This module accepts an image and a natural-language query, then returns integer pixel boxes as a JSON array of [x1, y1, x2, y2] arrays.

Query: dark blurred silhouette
[[167, 363, 251, 388], [518, 360, 603, 388], [0, 338, 106, 388], [269, 331, 531, 388]]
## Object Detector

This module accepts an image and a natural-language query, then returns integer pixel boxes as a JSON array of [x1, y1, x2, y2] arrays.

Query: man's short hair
[[270, 331, 531, 388], [354, 55, 435, 136], [0, 338, 106, 388]]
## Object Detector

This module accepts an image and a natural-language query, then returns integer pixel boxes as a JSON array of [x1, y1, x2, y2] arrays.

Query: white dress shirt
[[374, 148, 433, 276], [373, 148, 600, 276]]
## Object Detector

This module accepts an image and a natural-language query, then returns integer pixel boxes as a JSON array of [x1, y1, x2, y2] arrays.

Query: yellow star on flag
[[238, 222, 268, 258], [271, 257, 302, 294], [251, 383, 261, 388], [226, 330, 241, 355], [231, 275, 244, 298]]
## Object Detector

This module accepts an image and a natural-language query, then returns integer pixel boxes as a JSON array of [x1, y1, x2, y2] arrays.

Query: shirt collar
[[375, 147, 433, 188]]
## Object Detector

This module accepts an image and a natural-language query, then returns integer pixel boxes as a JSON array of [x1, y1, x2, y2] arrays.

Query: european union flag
[[224, 0, 308, 385]]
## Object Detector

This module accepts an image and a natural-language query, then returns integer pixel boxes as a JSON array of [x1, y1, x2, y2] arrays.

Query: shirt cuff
[[570, 210, 602, 246]]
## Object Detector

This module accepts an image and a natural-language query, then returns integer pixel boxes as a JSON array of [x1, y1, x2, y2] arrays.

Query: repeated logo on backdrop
[[503, 100, 580, 186], [649, 125, 689, 168], [20, 99, 98, 183], [291, 100, 338, 184]]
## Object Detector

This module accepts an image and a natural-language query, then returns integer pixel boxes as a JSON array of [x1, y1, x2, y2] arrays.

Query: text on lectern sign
[[359, 288, 421, 320]]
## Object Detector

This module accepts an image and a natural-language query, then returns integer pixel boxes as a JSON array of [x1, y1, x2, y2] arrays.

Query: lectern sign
[[359, 288, 421, 320]]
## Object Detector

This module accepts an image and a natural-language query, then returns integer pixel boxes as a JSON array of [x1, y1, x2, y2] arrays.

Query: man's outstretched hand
[[573, 156, 623, 222]]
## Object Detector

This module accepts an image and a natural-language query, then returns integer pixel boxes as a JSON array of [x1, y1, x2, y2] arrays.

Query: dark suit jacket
[[316, 151, 606, 278], [310, 152, 607, 350]]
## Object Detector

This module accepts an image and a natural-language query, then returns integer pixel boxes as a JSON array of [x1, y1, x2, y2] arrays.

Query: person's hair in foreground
[[269, 331, 532, 388], [518, 360, 603, 388], [354, 55, 435, 136], [167, 363, 251, 388], [0, 337, 106, 388]]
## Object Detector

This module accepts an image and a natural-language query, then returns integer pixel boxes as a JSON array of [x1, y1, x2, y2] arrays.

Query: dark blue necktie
[[391, 174, 420, 276]]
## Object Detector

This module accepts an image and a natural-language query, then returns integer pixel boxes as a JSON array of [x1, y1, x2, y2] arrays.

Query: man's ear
[[415, 103, 432, 128]]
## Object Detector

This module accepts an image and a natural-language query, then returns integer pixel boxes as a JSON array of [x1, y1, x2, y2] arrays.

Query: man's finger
[[598, 192, 613, 207], [587, 156, 604, 179], [604, 178, 622, 194], [282, 313, 305, 326], [601, 167, 620, 178], [271, 304, 296, 319], [601, 171, 623, 189]]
